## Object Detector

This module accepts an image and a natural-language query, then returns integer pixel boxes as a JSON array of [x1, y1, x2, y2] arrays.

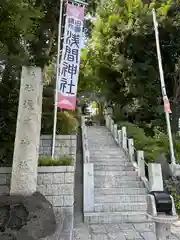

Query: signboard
[[57, 4, 84, 110]]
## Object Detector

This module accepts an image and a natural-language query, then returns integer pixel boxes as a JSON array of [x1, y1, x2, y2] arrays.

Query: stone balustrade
[[104, 114, 165, 192], [81, 116, 94, 213]]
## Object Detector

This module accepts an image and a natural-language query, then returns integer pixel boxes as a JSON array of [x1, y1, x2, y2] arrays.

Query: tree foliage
[[80, 0, 180, 133], [0, 0, 62, 165]]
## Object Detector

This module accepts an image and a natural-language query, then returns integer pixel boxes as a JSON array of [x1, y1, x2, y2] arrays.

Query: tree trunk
[[171, 102, 180, 135], [10, 66, 43, 195]]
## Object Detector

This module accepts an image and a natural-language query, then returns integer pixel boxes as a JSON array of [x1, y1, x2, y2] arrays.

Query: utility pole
[[152, 9, 176, 165]]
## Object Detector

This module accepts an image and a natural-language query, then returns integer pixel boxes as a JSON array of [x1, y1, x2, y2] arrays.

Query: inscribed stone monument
[[10, 67, 43, 195]]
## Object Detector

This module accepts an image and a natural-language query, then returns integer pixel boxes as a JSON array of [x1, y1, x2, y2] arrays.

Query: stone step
[[95, 187, 147, 195], [94, 165, 134, 171], [84, 212, 149, 224], [91, 152, 123, 155], [94, 175, 140, 181], [94, 202, 147, 212], [95, 176, 141, 182], [94, 171, 137, 177], [89, 144, 117, 147], [92, 161, 128, 166], [89, 145, 119, 148], [95, 194, 147, 203], [93, 161, 128, 166], [94, 179, 144, 188], [91, 155, 125, 159], [90, 152, 125, 157], [91, 157, 127, 162], [90, 149, 121, 152]]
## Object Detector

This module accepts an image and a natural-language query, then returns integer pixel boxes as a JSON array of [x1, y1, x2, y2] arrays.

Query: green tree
[[82, 0, 180, 133], [0, 0, 61, 165]]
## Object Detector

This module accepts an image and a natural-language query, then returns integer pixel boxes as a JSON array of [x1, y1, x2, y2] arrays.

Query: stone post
[[121, 126, 127, 150], [110, 119, 114, 134], [137, 151, 145, 177], [117, 130, 122, 146], [113, 124, 118, 140], [148, 163, 163, 191], [10, 67, 43, 195], [127, 138, 134, 163]]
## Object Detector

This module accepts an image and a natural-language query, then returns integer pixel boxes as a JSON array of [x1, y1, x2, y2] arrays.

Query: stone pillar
[[121, 126, 127, 150], [10, 67, 43, 195], [137, 151, 145, 177], [127, 138, 134, 163], [148, 163, 163, 191], [117, 130, 121, 146]]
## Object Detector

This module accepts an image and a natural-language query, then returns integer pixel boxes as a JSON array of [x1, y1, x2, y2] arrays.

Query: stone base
[[155, 222, 171, 240]]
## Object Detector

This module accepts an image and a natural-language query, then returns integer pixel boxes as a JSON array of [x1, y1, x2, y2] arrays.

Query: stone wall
[[0, 166, 75, 213], [39, 135, 76, 161], [0, 166, 75, 239]]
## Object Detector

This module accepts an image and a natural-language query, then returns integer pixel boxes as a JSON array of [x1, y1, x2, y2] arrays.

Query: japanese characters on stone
[[59, 14, 83, 96]]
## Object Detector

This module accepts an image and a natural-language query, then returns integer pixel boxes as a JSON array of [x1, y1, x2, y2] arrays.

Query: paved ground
[[74, 222, 180, 239]]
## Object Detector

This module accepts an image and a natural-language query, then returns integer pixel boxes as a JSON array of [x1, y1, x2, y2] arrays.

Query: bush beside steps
[[38, 156, 72, 166]]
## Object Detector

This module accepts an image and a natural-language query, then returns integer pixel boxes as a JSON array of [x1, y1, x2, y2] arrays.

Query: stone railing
[[105, 115, 164, 192], [81, 116, 94, 213]]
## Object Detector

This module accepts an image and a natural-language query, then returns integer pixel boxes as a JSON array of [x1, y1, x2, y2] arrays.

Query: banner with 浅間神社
[[57, 4, 84, 110]]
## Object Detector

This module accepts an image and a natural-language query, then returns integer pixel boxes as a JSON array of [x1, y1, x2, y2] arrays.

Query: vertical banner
[[163, 96, 171, 113], [57, 4, 84, 110], [162, 86, 171, 113]]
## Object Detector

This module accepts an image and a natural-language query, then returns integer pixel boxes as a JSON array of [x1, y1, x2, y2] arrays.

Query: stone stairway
[[84, 126, 150, 225], [73, 125, 158, 240], [73, 125, 180, 240]]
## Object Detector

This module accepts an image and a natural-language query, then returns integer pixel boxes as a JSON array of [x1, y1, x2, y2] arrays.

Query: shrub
[[39, 156, 72, 166], [41, 111, 78, 135], [165, 177, 180, 216], [117, 120, 180, 214], [117, 121, 173, 162], [118, 121, 154, 149], [174, 137, 180, 163], [56, 111, 78, 134]]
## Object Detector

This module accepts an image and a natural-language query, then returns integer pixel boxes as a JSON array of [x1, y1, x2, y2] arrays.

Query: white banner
[[57, 4, 84, 110]]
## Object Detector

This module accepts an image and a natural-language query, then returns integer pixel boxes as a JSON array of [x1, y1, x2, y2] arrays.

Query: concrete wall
[[39, 135, 77, 163]]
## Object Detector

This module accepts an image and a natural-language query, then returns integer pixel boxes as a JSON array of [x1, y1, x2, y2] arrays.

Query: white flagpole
[[152, 9, 176, 164], [52, 0, 64, 158]]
